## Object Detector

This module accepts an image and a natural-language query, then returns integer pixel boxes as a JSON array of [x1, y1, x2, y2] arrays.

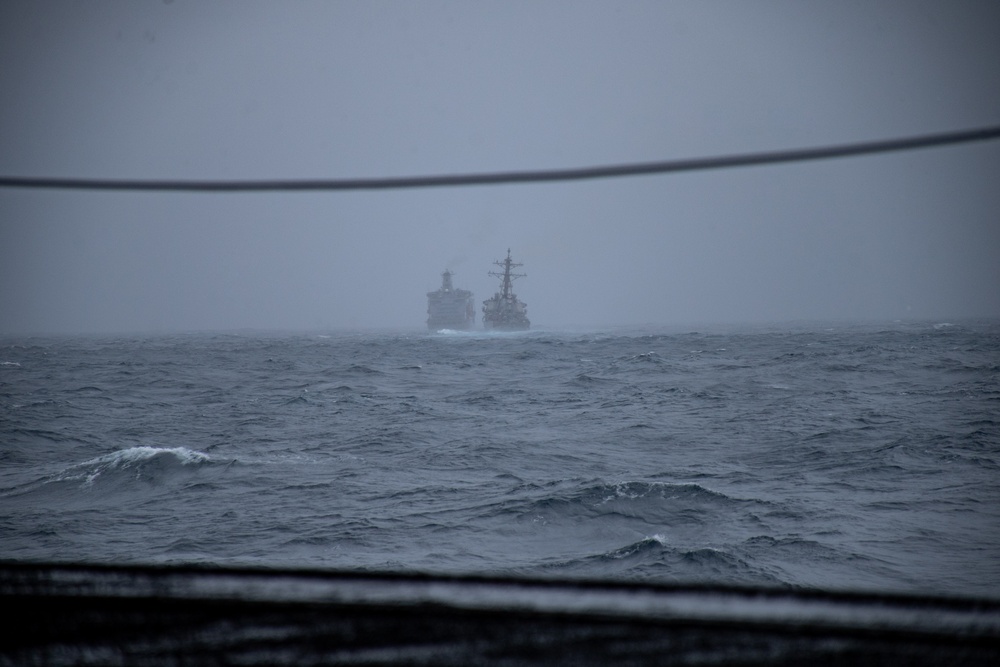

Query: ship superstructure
[[426, 270, 475, 330], [482, 249, 530, 330]]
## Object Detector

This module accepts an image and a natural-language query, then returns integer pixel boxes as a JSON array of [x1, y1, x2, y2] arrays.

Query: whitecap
[[82, 446, 210, 468], [60, 446, 211, 487]]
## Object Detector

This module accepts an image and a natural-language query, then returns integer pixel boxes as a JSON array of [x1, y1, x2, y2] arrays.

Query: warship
[[426, 270, 475, 330], [482, 249, 530, 330]]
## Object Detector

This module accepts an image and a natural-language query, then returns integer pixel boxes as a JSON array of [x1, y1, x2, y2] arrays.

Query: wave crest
[[504, 480, 757, 528], [64, 446, 211, 487]]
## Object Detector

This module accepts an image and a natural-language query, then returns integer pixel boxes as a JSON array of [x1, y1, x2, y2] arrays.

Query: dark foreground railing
[[3, 561, 999, 666]]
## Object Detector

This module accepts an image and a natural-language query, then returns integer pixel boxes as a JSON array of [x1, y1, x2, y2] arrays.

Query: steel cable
[[1, 125, 998, 192]]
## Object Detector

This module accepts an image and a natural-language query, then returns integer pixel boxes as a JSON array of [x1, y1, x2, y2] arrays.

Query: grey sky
[[2, 0, 998, 334]]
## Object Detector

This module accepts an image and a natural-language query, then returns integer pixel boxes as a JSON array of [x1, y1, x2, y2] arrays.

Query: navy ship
[[482, 249, 530, 330], [426, 270, 475, 330]]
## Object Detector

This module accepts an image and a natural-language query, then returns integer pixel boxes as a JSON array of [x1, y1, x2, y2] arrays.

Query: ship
[[482, 249, 530, 330], [426, 269, 475, 330]]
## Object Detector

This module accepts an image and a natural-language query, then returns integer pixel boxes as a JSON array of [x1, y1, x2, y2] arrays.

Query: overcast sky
[[1, 0, 998, 334]]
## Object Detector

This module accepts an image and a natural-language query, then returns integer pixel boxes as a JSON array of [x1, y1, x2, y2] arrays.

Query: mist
[[2, 1, 999, 335]]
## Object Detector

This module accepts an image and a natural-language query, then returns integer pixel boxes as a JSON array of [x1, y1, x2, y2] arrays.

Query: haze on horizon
[[2, 1, 999, 335]]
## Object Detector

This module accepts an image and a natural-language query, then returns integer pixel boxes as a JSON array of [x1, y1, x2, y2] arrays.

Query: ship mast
[[488, 248, 526, 300]]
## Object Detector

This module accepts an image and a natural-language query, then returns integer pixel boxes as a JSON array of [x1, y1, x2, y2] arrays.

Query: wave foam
[[64, 446, 211, 487]]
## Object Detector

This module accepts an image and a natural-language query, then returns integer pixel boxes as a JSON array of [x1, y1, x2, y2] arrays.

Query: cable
[[1, 125, 999, 193]]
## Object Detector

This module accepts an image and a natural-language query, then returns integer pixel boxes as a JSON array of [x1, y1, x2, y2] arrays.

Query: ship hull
[[483, 322, 529, 331], [481, 297, 530, 331], [427, 317, 475, 331], [427, 270, 475, 330], [427, 294, 475, 330]]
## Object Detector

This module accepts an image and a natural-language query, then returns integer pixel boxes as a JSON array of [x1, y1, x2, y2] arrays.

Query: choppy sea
[[2, 320, 999, 599]]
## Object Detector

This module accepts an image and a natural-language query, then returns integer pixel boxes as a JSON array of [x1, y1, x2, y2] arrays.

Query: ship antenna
[[488, 248, 526, 300]]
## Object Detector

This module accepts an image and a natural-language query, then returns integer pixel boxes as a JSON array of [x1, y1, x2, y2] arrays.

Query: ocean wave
[[344, 364, 384, 375], [0, 446, 215, 502], [66, 385, 105, 393], [502, 480, 761, 527], [536, 534, 785, 585], [60, 446, 212, 487], [603, 533, 669, 559], [566, 373, 616, 385], [2, 325, 998, 597], [619, 351, 663, 364]]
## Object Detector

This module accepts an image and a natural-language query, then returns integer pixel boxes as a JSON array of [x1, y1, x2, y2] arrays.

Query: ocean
[[2, 320, 999, 601]]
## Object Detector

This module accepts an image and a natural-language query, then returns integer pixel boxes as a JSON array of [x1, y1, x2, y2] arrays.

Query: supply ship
[[482, 249, 530, 330], [426, 270, 475, 330]]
